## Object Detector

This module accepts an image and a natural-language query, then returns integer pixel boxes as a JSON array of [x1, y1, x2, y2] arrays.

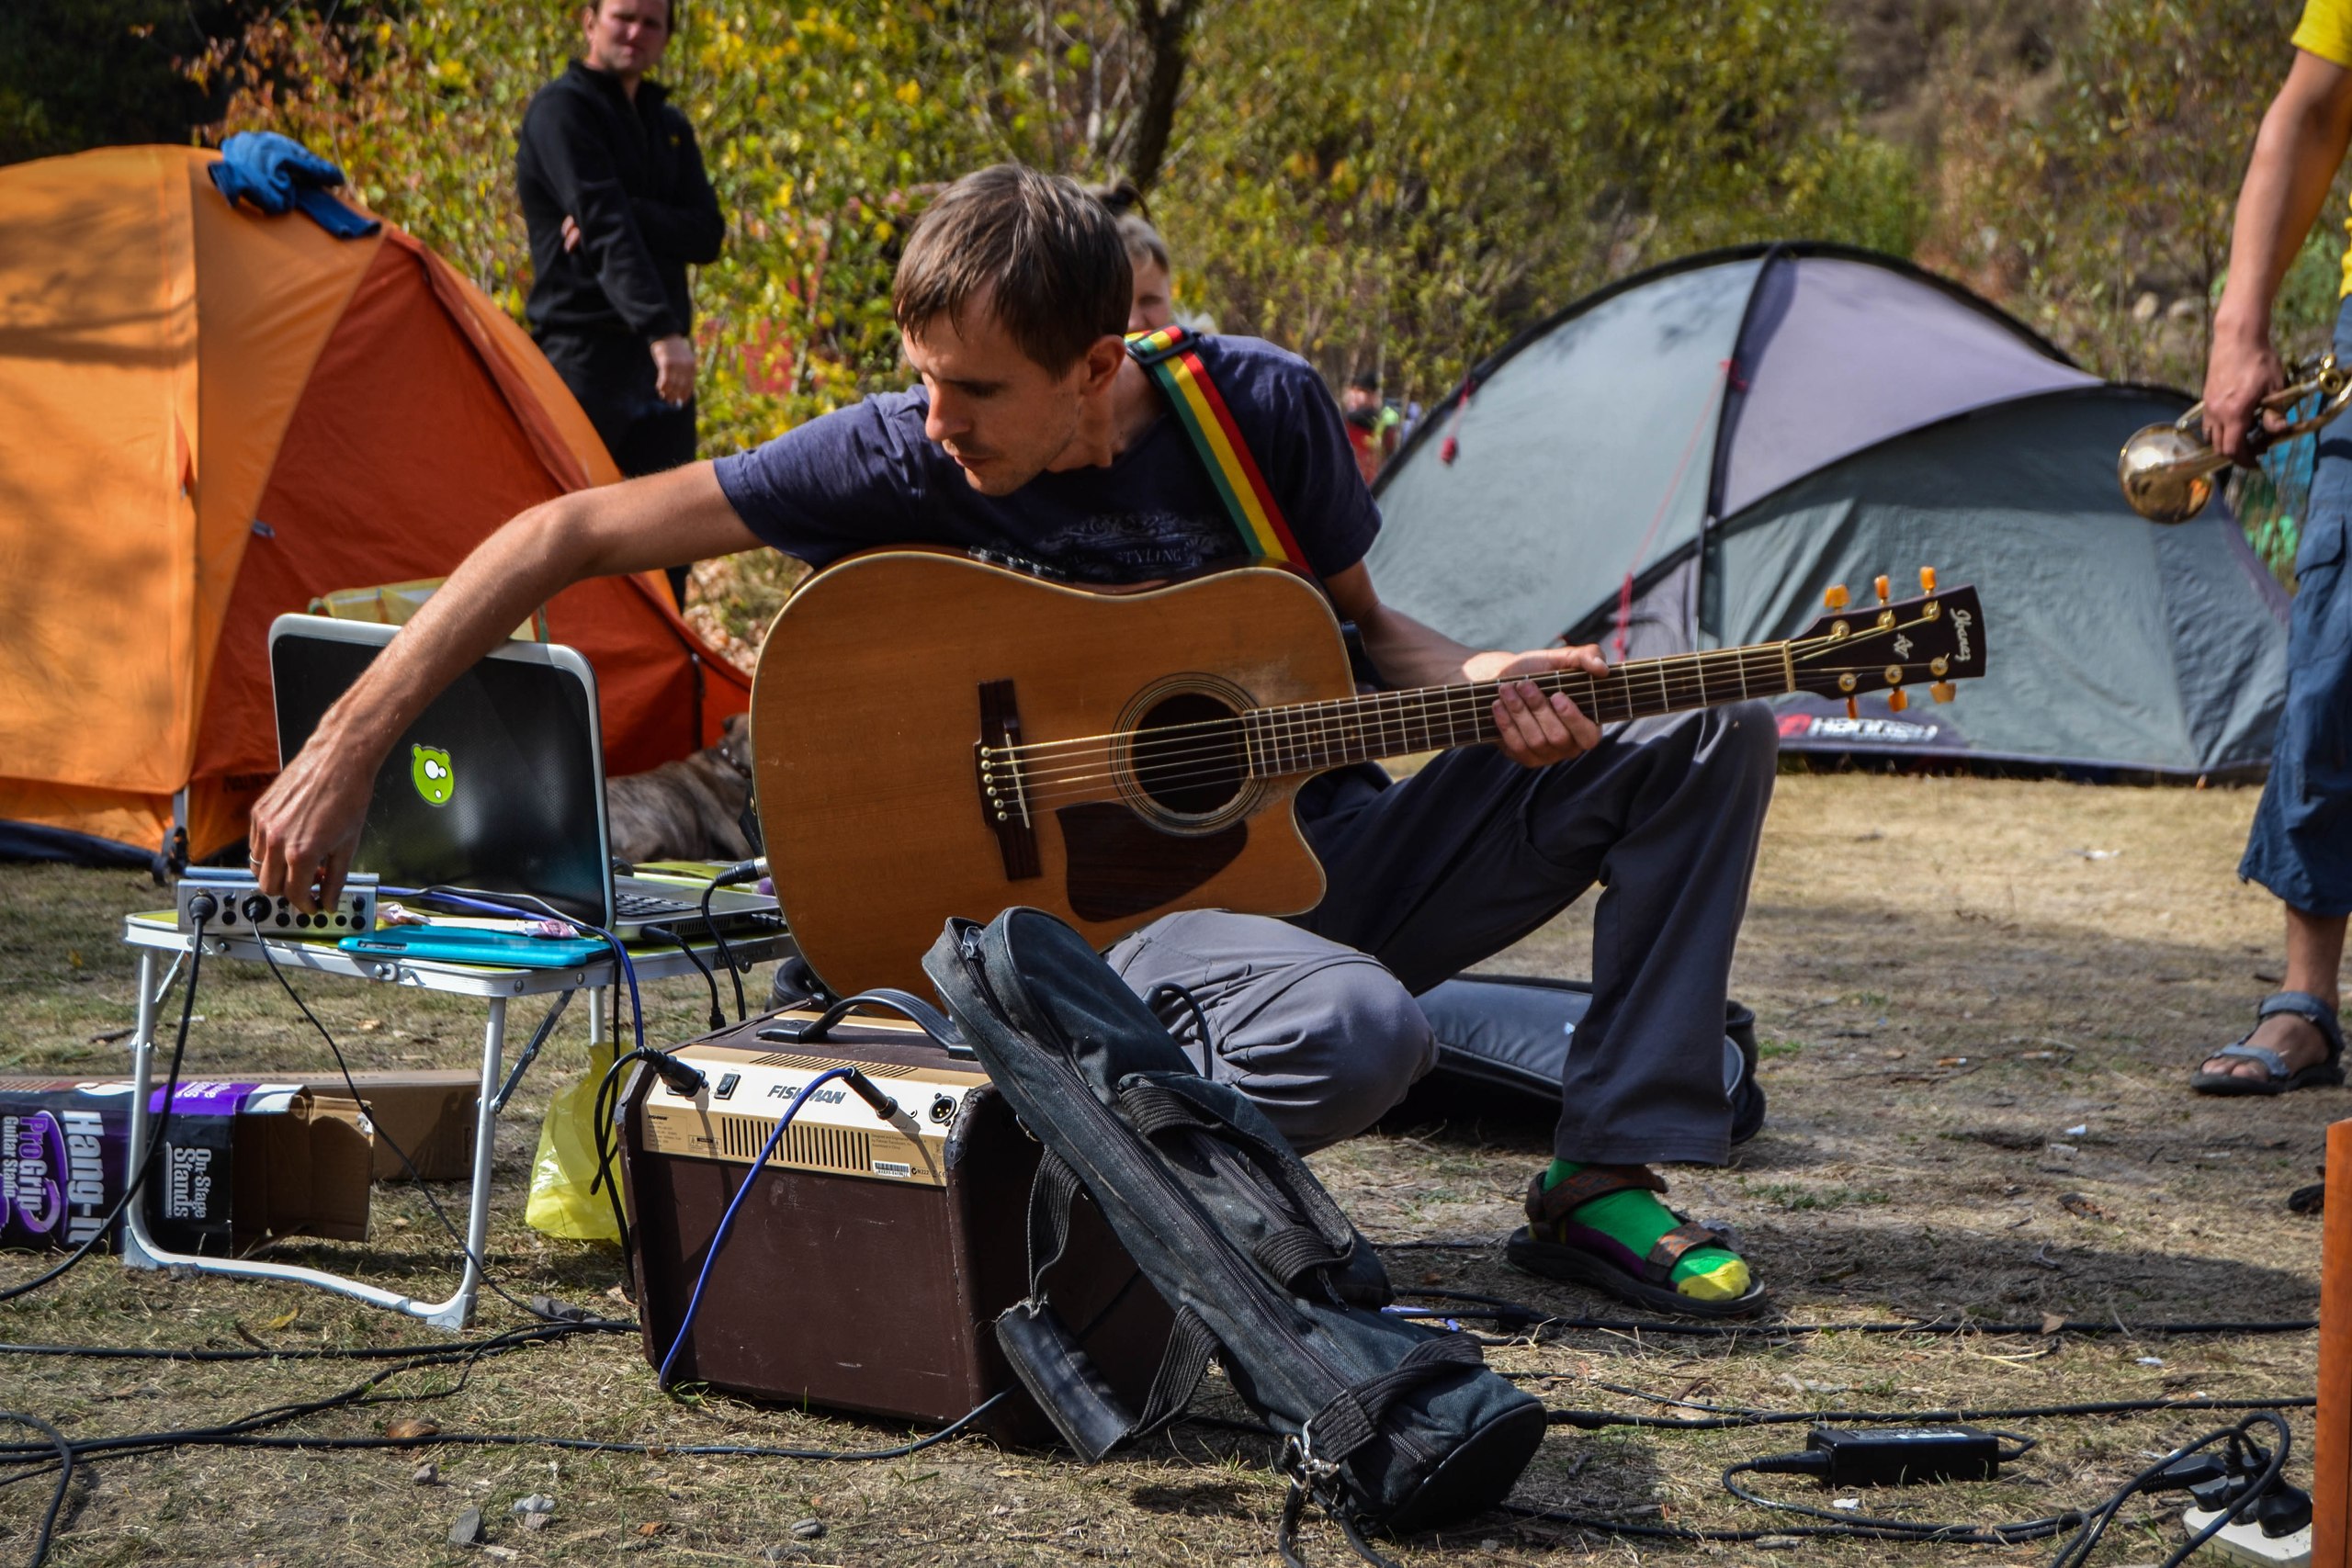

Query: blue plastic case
[[338, 927, 609, 969]]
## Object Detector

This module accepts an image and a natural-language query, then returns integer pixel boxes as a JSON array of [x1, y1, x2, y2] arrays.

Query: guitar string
[[995, 647, 1799, 784], [994, 620, 1933, 790], [998, 648, 1883, 804], [997, 641, 1915, 799], [1000, 650, 1806, 797], [988, 608, 1947, 769], [988, 640, 1812, 761], [995, 635, 1960, 806]]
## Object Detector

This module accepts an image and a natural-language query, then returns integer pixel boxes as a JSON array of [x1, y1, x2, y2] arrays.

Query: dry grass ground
[[0, 773, 2330, 1566]]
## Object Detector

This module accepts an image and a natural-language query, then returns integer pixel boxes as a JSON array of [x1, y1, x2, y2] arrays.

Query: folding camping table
[[116, 912, 794, 1330]]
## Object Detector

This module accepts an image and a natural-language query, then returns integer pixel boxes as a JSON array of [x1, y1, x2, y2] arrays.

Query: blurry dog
[[606, 712, 756, 864]]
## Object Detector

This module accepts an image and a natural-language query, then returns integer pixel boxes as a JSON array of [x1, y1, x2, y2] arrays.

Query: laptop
[[267, 615, 777, 940]]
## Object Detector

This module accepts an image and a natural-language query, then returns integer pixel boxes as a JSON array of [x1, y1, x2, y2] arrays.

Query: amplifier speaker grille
[[717, 1114, 874, 1174], [747, 1051, 918, 1077]]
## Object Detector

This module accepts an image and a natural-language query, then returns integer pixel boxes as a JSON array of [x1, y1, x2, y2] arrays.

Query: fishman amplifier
[[618, 1004, 1170, 1438]]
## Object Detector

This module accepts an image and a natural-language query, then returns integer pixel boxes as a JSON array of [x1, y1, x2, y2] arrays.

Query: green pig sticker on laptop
[[411, 745, 454, 807]]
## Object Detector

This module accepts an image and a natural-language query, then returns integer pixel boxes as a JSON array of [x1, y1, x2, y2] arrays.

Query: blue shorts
[[2242, 296, 2352, 915]]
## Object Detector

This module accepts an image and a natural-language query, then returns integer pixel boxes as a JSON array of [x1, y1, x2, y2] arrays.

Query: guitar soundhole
[[1131, 692, 1248, 818]]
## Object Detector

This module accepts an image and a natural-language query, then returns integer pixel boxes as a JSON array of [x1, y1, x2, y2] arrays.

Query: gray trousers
[[1105, 703, 1777, 1163]]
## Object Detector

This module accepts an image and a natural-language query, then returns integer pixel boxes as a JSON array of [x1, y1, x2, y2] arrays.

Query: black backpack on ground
[[922, 908, 1547, 1541]]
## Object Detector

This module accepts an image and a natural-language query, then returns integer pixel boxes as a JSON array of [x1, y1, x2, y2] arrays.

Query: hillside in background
[[1831, 0, 2346, 389]]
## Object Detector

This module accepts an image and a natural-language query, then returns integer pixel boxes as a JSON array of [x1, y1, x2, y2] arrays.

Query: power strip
[[174, 872, 378, 937], [2182, 1506, 2312, 1568]]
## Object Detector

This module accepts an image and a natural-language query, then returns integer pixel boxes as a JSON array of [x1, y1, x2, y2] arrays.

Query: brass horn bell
[[2119, 353, 2352, 524]]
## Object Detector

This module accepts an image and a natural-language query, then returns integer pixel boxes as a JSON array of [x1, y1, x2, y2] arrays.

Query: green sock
[[1543, 1158, 1750, 1303]]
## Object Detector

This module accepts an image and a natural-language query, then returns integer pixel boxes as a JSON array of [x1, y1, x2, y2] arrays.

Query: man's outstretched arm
[[249, 462, 761, 908]]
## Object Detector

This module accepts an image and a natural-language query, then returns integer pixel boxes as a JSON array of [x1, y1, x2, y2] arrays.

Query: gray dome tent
[[1367, 243, 2290, 775]]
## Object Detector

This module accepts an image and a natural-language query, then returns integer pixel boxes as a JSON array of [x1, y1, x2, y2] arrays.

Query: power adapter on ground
[[1747, 1427, 2007, 1488]]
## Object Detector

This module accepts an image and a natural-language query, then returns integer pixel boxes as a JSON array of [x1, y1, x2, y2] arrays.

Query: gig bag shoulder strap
[[1125, 325, 1314, 577]]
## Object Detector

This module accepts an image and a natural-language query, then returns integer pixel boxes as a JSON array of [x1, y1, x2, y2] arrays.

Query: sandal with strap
[[1503, 1164, 1769, 1320], [2189, 991, 2346, 1098]]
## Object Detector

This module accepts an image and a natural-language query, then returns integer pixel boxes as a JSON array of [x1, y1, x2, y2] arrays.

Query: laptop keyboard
[[614, 889, 699, 919]]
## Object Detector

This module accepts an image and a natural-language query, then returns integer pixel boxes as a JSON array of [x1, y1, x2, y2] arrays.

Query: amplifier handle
[[759, 987, 971, 1055]]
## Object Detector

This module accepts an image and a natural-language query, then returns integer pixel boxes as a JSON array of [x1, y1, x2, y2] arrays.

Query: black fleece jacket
[[516, 61, 722, 341]]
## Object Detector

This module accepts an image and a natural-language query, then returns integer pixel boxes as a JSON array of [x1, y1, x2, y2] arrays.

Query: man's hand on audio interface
[[249, 735, 374, 913]]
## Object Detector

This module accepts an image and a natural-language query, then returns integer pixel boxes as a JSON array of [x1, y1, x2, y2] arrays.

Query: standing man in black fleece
[[517, 0, 723, 606]]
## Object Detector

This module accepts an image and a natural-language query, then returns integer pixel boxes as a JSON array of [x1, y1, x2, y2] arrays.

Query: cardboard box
[[1, 1079, 374, 1256], [296, 1072, 480, 1182]]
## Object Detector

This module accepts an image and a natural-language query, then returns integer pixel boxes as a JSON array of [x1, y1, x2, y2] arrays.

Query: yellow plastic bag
[[524, 1039, 623, 1242]]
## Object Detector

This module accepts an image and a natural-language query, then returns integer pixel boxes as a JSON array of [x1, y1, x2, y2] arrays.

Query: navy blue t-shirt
[[712, 335, 1379, 585]]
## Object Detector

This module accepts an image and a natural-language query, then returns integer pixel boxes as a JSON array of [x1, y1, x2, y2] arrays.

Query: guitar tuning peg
[[1931, 681, 1955, 704], [1824, 583, 1849, 611], [1874, 574, 1891, 604], [1887, 688, 1908, 714], [1845, 696, 1859, 720], [1919, 566, 1938, 594]]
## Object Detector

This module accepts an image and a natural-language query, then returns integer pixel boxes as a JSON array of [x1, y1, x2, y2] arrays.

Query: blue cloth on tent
[[2243, 295, 2352, 915], [207, 132, 380, 239]]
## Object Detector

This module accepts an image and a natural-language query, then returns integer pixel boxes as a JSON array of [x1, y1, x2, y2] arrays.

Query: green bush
[[200, 0, 1920, 449]]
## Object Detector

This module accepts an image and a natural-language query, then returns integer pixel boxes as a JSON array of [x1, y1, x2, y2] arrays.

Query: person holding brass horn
[[2190, 4, 2352, 1094]]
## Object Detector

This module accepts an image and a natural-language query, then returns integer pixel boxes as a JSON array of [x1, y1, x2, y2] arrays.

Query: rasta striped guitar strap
[[1125, 325, 1314, 577]]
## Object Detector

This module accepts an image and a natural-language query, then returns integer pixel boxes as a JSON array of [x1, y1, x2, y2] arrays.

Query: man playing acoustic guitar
[[251, 164, 1778, 1317]]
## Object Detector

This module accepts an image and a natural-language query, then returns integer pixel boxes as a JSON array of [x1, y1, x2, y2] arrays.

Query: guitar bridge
[[976, 679, 1040, 881]]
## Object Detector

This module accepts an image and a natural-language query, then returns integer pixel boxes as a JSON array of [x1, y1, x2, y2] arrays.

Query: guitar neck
[[1243, 640, 1795, 775]]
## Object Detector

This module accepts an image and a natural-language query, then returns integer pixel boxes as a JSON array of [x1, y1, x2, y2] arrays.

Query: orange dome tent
[[0, 146, 749, 869]]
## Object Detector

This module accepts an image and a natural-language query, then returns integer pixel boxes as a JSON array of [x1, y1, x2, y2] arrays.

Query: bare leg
[[2200, 905, 2347, 1080]]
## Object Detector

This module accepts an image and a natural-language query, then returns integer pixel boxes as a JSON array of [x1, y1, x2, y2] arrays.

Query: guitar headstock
[[1790, 570, 1987, 716]]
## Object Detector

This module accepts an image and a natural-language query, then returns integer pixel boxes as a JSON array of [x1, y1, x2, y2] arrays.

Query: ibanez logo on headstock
[[1791, 570, 1989, 718]]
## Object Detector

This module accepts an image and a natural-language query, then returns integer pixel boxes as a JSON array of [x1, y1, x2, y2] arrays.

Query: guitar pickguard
[[1057, 802, 1249, 921]]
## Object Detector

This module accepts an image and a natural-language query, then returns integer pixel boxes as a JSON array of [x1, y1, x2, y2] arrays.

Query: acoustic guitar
[[750, 551, 1986, 996]]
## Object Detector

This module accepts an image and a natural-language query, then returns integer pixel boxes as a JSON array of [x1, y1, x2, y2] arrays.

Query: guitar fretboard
[[1239, 641, 1794, 776]]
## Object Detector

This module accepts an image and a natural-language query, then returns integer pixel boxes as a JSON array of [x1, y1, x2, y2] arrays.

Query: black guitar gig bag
[[923, 908, 1547, 1538]]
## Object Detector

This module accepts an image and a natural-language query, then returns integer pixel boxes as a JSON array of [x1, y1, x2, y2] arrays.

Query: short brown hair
[[894, 164, 1131, 371]]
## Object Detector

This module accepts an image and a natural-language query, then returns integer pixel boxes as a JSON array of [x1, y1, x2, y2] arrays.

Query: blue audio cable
[[656, 1064, 900, 1387]]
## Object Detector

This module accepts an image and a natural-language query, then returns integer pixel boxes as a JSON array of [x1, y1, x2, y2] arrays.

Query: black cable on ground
[[1498, 1500, 2101, 1548], [35, 1392, 1012, 1469], [1496, 1411, 2297, 1561], [0, 1303, 2318, 1568], [0, 918, 209, 1305], [0, 1323, 638, 1362], [1389, 1284, 2318, 1339], [1548, 1382, 2316, 1430], [0, 1315, 1009, 1568], [0, 1413, 72, 1568]]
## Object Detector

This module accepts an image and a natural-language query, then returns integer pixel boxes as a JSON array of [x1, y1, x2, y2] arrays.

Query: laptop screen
[[268, 617, 610, 925]]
